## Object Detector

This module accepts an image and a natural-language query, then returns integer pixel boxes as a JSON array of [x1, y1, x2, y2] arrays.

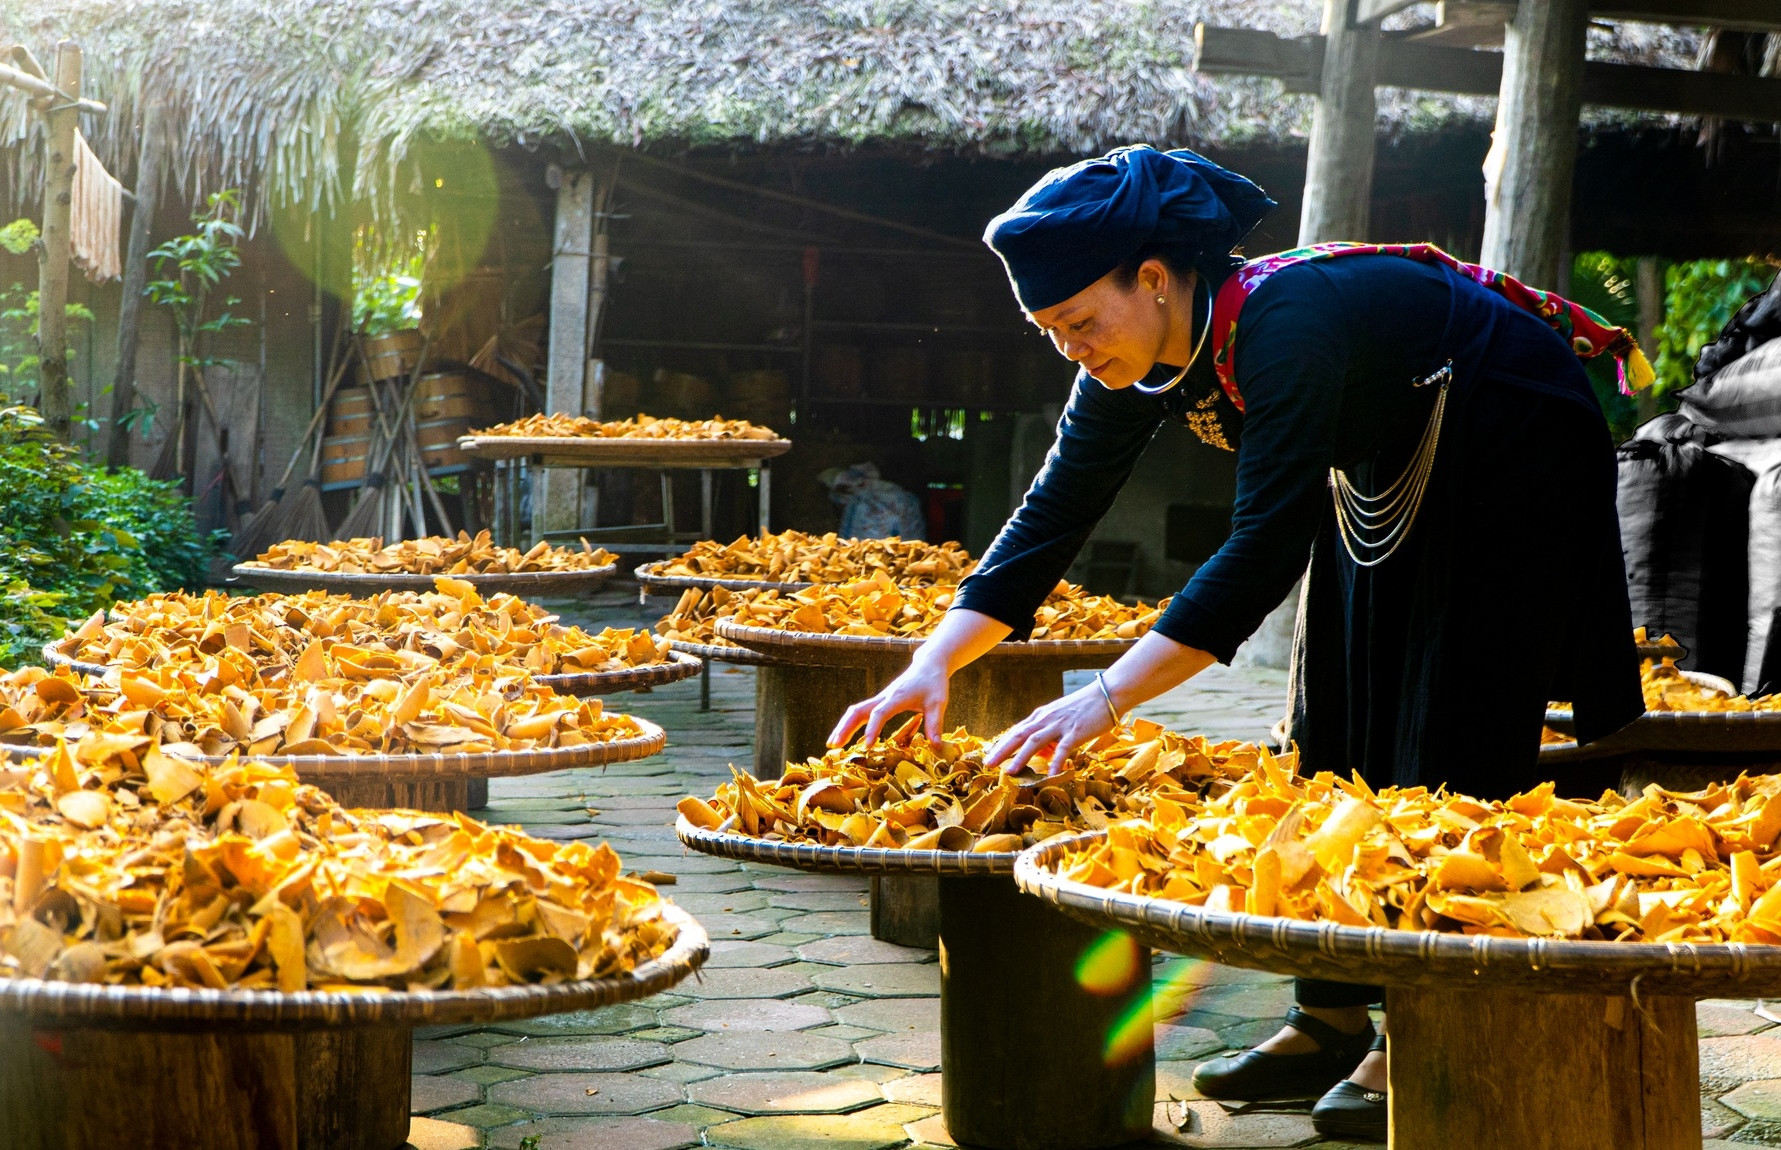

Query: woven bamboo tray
[[678, 816, 1015, 875], [458, 436, 792, 468], [227, 564, 616, 596], [667, 637, 783, 668], [0, 903, 707, 1032], [0, 718, 666, 780], [715, 619, 1135, 669], [537, 650, 703, 696], [1542, 671, 1781, 751], [634, 561, 813, 595], [44, 638, 697, 698], [1017, 831, 1781, 997]]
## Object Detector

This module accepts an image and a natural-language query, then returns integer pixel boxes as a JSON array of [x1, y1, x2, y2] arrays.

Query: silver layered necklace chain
[[1329, 361, 1453, 568]]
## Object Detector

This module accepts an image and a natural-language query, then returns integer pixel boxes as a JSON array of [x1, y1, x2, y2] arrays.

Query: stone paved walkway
[[404, 587, 1781, 1150]]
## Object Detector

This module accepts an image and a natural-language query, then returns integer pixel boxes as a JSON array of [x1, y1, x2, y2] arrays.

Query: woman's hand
[[829, 656, 952, 748], [984, 681, 1120, 775]]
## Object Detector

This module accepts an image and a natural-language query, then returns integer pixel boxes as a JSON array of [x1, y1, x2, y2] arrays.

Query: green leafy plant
[[1653, 257, 1778, 397], [0, 401, 211, 667], [0, 217, 96, 400], [1569, 252, 1642, 441], [354, 225, 428, 336]]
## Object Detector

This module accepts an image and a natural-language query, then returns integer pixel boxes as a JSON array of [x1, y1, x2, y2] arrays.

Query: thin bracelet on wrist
[[1094, 673, 1123, 727]]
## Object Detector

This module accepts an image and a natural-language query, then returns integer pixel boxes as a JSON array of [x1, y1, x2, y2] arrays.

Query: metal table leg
[[700, 468, 713, 540], [757, 463, 771, 534]]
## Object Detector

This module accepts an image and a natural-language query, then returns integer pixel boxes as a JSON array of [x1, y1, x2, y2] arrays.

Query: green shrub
[[0, 401, 212, 666]]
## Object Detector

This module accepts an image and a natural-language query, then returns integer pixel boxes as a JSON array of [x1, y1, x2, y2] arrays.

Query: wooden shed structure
[[1, 0, 1774, 600]]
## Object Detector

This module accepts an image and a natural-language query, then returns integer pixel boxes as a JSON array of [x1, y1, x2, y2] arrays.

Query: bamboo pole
[[106, 97, 164, 467], [36, 42, 80, 441]]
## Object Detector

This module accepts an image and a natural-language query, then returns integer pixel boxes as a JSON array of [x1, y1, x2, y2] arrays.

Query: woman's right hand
[[828, 654, 952, 748]]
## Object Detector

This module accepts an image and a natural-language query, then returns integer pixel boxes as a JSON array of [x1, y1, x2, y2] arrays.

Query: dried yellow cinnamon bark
[[242, 531, 615, 575], [473, 413, 779, 441]]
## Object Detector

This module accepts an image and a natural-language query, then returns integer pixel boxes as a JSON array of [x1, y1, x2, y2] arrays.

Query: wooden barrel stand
[[1387, 986, 1698, 1149], [321, 774, 487, 813], [941, 873, 1153, 1149], [0, 1017, 412, 1150]]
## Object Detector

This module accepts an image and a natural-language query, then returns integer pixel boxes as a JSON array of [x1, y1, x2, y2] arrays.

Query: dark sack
[[1617, 439, 1754, 684], [1747, 462, 1781, 693], [1678, 339, 1781, 439]]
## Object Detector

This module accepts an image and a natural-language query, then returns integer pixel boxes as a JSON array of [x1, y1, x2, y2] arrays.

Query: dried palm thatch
[[0, 1, 1701, 227]]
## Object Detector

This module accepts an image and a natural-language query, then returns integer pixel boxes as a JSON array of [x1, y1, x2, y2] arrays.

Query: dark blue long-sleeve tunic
[[954, 254, 1642, 796]]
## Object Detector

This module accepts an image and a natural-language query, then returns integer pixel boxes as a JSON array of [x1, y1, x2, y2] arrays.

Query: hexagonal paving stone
[[783, 911, 872, 935], [855, 1030, 941, 1072], [588, 807, 680, 825], [413, 1039, 483, 1074], [663, 997, 834, 1033], [653, 872, 757, 894], [753, 875, 870, 893], [807, 1025, 880, 1043], [485, 1115, 699, 1150], [835, 997, 940, 1034], [1724, 1078, 1781, 1120], [705, 1112, 909, 1150], [692, 913, 783, 940], [677, 967, 816, 1000], [456, 1064, 534, 1086], [1155, 1061, 1207, 1105], [689, 1071, 883, 1115], [811, 963, 939, 998], [674, 891, 773, 915], [497, 1004, 658, 1037], [1167, 981, 1295, 1024], [1156, 1025, 1224, 1062], [622, 854, 744, 874], [411, 1074, 482, 1114], [640, 1062, 726, 1084], [488, 1071, 684, 1116], [431, 1102, 533, 1129], [1700, 1000, 1771, 1038], [770, 891, 872, 912], [1703, 1096, 1744, 1139], [1703, 1035, 1781, 1090], [705, 941, 797, 969], [491, 1036, 670, 1072], [406, 1116, 481, 1150], [797, 937, 935, 966], [883, 1073, 942, 1107], [674, 1030, 859, 1071], [903, 1113, 955, 1147], [631, 1026, 703, 1043], [1153, 1100, 1317, 1147]]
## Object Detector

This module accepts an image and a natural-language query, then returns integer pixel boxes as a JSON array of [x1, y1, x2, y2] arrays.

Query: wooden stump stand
[[0, 1019, 412, 1150], [322, 774, 486, 812]]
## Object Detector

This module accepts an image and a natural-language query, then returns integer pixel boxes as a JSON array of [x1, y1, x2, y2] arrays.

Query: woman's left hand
[[984, 682, 1120, 776]]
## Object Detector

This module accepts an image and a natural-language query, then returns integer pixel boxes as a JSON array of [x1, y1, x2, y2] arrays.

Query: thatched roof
[[1, 1, 1700, 218]]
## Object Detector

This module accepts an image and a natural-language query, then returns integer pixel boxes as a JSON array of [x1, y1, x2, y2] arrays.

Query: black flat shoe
[[1191, 1007, 1375, 1102], [1311, 1034, 1388, 1142]]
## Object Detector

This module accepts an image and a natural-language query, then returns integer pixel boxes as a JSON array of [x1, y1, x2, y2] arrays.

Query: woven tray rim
[[715, 618, 1137, 662], [457, 436, 792, 465], [0, 718, 666, 780], [666, 637, 782, 667], [227, 564, 616, 595], [1546, 669, 1740, 725], [0, 903, 707, 1030], [538, 650, 704, 695], [1015, 831, 1781, 996], [634, 561, 813, 594], [676, 815, 1015, 874]]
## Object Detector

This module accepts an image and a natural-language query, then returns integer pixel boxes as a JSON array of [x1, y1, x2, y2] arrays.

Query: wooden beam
[[1300, 0, 1381, 243], [36, 41, 79, 441], [1361, 0, 1781, 31], [1405, 1, 1514, 48], [1195, 24, 1781, 121], [535, 167, 594, 544], [106, 96, 165, 468], [1480, 0, 1590, 288]]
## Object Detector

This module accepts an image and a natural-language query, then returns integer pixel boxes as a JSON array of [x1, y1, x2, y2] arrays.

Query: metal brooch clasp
[[1414, 360, 1454, 389]]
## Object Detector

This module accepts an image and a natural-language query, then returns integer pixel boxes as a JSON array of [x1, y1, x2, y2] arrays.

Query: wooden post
[[939, 874, 1155, 1150], [536, 168, 594, 543], [1635, 255, 1663, 426], [0, 1016, 413, 1150], [105, 96, 164, 467], [1299, 0, 1381, 244], [36, 42, 80, 441], [1387, 985, 1698, 1148], [1479, 0, 1589, 288]]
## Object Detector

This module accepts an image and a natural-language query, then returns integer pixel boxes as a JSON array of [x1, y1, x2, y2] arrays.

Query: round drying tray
[[43, 638, 699, 698], [668, 637, 784, 668], [677, 816, 1016, 876], [1543, 671, 1781, 751], [458, 436, 792, 469], [0, 903, 707, 1032], [715, 618, 1136, 670], [1545, 669, 1737, 728], [227, 564, 617, 597], [634, 561, 813, 596], [1016, 831, 1781, 998], [537, 650, 704, 696], [0, 718, 667, 781]]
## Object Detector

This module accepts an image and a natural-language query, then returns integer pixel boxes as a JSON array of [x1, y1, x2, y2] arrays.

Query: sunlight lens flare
[[1076, 930, 1142, 996]]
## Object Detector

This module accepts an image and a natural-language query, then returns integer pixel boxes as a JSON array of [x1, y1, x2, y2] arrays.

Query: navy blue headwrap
[[983, 145, 1276, 314]]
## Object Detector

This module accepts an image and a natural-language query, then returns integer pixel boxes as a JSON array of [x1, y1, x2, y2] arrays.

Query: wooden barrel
[[412, 370, 491, 422], [655, 370, 717, 418], [416, 417, 472, 476], [320, 433, 371, 490], [359, 329, 425, 382], [601, 370, 641, 419], [726, 370, 790, 432]]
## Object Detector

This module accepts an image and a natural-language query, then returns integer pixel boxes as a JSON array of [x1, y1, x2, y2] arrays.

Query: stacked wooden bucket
[[321, 330, 497, 490]]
